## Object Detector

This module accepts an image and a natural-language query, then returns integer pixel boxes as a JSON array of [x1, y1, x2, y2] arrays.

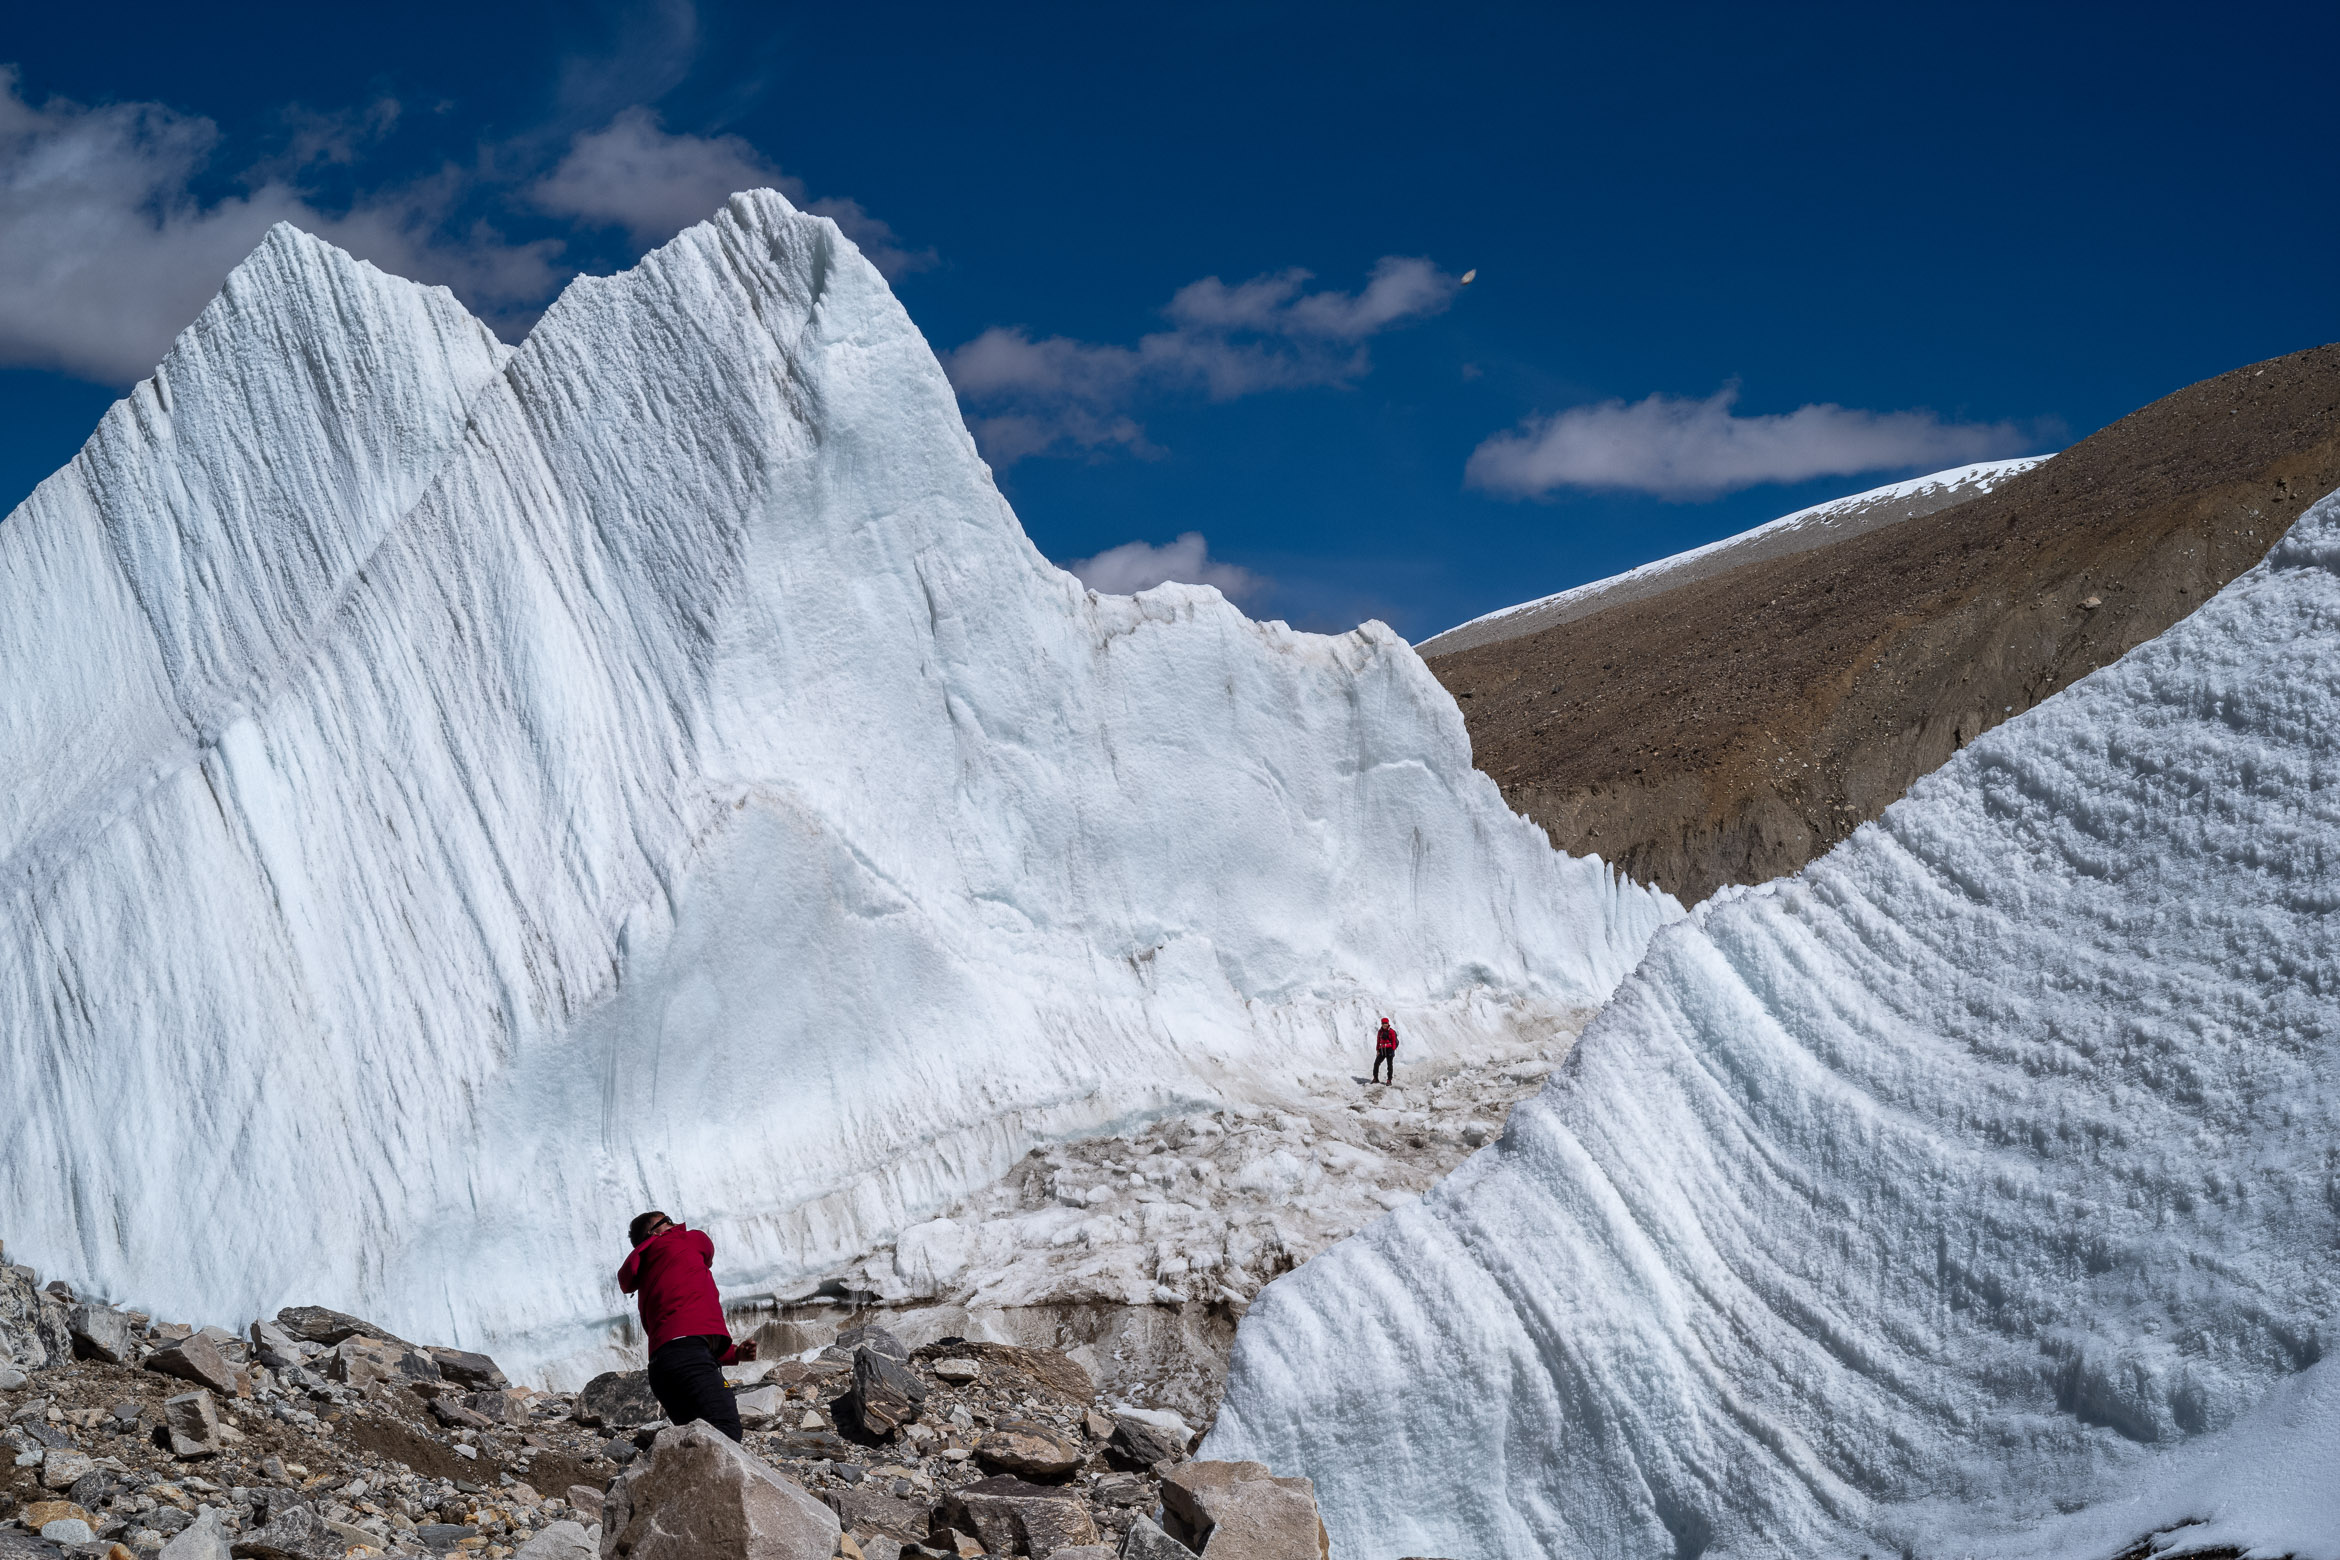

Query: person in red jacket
[[1372, 1016, 1399, 1084], [618, 1211, 757, 1441]]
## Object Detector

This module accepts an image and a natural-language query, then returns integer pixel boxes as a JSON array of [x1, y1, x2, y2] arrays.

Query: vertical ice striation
[[0, 194, 1674, 1375], [1208, 490, 2340, 1556]]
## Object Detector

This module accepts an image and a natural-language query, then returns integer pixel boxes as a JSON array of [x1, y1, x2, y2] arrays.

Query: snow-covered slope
[[1209, 487, 2340, 1558], [0, 198, 1674, 1378], [1419, 457, 2046, 657]]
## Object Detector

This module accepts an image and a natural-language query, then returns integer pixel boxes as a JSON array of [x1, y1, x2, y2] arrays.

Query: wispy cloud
[[1064, 532, 1264, 601], [530, 108, 933, 277], [0, 56, 923, 385], [947, 256, 1462, 465], [1466, 383, 2040, 501]]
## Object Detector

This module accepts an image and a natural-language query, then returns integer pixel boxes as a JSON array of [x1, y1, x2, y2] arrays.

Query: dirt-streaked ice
[[1209, 490, 2340, 1556], [0, 195, 1674, 1378]]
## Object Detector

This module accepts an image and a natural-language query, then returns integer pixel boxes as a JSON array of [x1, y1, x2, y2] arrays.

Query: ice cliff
[[0, 194, 1674, 1376], [1208, 488, 2340, 1556]]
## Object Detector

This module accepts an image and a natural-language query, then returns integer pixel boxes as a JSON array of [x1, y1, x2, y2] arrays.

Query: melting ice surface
[[0, 194, 1675, 1377], [1209, 491, 2340, 1556]]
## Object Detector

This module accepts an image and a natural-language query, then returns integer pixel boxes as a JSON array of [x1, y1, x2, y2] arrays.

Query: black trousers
[[1372, 1049, 1395, 1082], [646, 1335, 743, 1442]]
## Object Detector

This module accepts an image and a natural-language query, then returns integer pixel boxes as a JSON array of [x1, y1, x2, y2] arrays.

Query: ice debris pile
[[809, 1033, 1580, 1418], [0, 192, 1673, 1379], [1209, 488, 2340, 1557]]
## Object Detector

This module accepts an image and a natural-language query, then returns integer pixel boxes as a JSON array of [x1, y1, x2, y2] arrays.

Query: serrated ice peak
[[0, 192, 1676, 1377]]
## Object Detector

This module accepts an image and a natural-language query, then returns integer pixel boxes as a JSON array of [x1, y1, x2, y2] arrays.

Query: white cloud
[[945, 257, 1461, 463], [531, 108, 933, 277], [0, 68, 561, 383], [0, 67, 925, 386], [1065, 532, 1263, 600], [1465, 383, 2038, 501]]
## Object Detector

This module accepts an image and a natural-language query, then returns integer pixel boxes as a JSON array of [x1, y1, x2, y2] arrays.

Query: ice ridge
[[0, 193, 1676, 1378], [1208, 486, 2340, 1558]]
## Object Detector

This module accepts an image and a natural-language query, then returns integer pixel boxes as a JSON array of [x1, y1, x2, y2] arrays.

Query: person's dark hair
[[628, 1210, 671, 1247]]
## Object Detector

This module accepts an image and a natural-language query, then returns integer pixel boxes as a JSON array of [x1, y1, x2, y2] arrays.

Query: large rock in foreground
[[601, 1421, 839, 1559]]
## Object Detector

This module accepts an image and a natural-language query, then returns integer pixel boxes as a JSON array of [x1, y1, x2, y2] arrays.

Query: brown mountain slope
[[1426, 341, 2340, 904]]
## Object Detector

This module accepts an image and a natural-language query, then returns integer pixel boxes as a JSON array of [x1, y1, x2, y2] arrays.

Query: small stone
[[233, 1501, 347, 1560], [562, 1485, 602, 1522], [1081, 1410, 1114, 1440], [973, 1420, 1083, 1480], [146, 1333, 240, 1397], [832, 1326, 907, 1362], [156, 1505, 231, 1560], [929, 1359, 980, 1386], [39, 1518, 94, 1545], [509, 1519, 594, 1559], [2081, 594, 2104, 610], [0, 1362, 26, 1391], [247, 1319, 304, 1370], [1104, 1414, 1185, 1472], [328, 1335, 441, 1390], [1118, 1514, 1197, 1560], [24, 1499, 95, 1530], [430, 1397, 494, 1431], [68, 1303, 139, 1365], [734, 1384, 785, 1429], [453, 1442, 479, 1460], [38, 1445, 94, 1489]]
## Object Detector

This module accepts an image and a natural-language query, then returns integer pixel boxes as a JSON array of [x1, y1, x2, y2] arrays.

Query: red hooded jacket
[[617, 1225, 743, 1360], [1376, 1020, 1399, 1052]]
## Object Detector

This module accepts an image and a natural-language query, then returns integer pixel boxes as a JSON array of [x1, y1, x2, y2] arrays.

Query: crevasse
[[0, 193, 1675, 1378], [1208, 490, 2340, 1557]]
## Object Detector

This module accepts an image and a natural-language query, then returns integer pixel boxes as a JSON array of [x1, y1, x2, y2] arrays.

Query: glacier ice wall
[[1208, 489, 2340, 1558], [0, 196, 1674, 1374]]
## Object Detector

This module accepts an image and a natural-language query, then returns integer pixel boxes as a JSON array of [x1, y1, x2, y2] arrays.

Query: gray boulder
[[1159, 1461, 1328, 1560], [273, 1305, 409, 1347], [158, 1506, 232, 1560], [425, 1346, 509, 1389], [246, 1320, 303, 1370], [146, 1333, 240, 1396], [823, 1485, 927, 1542], [577, 1370, 663, 1429], [601, 1421, 839, 1559], [162, 1389, 224, 1458], [228, 1500, 343, 1559], [67, 1305, 138, 1366], [832, 1325, 907, 1362], [972, 1420, 1082, 1480], [733, 1384, 785, 1430], [1105, 1413, 1186, 1471], [36, 1446, 93, 1490], [840, 1347, 926, 1437], [513, 1521, 597, 1559], [936, 1475, 1099, 1557]]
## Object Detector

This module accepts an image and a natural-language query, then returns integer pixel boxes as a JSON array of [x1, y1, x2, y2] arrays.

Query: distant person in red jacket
[[619, 1211, 756, 1441], [1372, 1016, 1399, 1084]]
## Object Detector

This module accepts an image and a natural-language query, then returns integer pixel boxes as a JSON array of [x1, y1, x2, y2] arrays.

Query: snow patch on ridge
[[1210, 485, 2340, 1557], [0, 194, 1676, 1381]]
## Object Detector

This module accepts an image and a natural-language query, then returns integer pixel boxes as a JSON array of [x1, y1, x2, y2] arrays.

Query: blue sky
[[3, 1, 2333, 637]]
